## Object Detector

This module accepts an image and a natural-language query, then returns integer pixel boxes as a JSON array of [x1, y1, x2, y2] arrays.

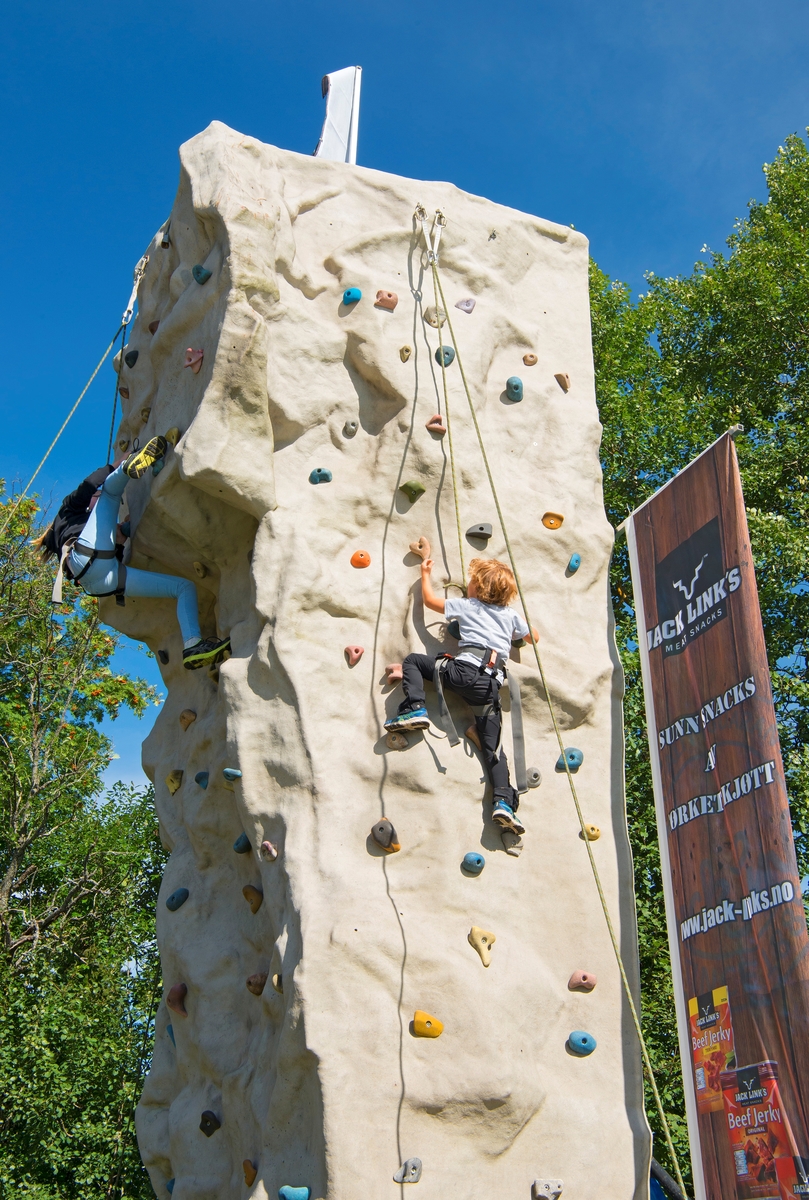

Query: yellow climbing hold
[[541, 512, 564, 530], [413, 1010, 443, 1038], [468, 926, 496, 967], [400, 345, 412, 362], [243, 1161, 257, 1187], [165, 427, 180, 446], [243, 885, 264, 914], [179, 709, 197, 731], [193, 561, 207, 579], [140, 407, 151, 423], [582, 824, 601, 841], [165, 770, 184, 795], [272, 973, 283, 994]]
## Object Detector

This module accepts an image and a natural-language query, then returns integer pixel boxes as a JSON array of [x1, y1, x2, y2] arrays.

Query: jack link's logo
[[647, 517, 741, 658]]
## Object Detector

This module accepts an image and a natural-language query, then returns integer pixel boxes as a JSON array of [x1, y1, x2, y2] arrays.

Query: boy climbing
[[34, 436, 231, 671], [385, 553, 539, 835]]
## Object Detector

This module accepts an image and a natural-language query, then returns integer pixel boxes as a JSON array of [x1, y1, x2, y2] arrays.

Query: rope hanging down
[[418, 209, 689, 1200]]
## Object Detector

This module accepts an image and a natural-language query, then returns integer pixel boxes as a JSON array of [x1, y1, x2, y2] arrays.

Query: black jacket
[[43, 466, 113, 559]]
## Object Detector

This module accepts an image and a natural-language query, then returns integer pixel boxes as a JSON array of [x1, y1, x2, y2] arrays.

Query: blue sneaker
[[384, 707, 430, 731], [492, 801, 525, 835]]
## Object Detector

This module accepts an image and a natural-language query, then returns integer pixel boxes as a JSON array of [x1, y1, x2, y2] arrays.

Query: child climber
[[34, 436, 231, 671], [385, 555, 539, 835]]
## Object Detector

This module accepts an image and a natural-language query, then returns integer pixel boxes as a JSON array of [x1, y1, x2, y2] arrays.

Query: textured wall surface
[[105, 121, 651, 1199]]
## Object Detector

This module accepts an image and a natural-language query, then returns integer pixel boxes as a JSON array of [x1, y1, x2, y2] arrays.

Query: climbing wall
[[106, 121, 651, 1200]]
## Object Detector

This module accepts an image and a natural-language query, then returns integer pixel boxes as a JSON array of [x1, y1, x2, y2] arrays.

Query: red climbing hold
[[385, 663, 403, 683], [375, 290, 398, 311], [184, 347, 204, 374], [345, 645, 364, 666], [118, 386, 130, 400], [568, 969, 597, 992], [167, 982, 188, 1016], [426, 413, 446, 435], [350, 550, 371, 568]]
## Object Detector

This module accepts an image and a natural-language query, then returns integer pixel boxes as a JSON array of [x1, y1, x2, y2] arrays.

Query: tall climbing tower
[[108, 122, 651, 1199]]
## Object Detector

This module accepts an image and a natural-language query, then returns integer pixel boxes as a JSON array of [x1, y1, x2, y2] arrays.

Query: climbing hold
[[425, 413, 446, 435], [375, 290, 398, 310], [166, 1024, 175, 1045], [119, 521, 131, 539], [447, 619, 461, 640], [278, 1188, 310, 1200], [157, 650, 169, 664], [466, 523, 492, 541], [272, 973, 283, 994], [140, 407, 151, 422], [118, 387, 130, 400], [344, 645, 364, 666], [152, 459, 165, 476], [165, 427, 180, 446], [581, 824, 601, 841], [554, 372, 571, 392], [567, 1030, 597, 1057], [161, 223, 171, 248], [506, 377, 523, 402], [309, 467, 332, 484], [195, 771, 209, 789], [118, 439, 129, 453], [243, 885, 263, 914], [243, 1162, 258, 1187], [568, 970, 597, 993], [413, 1010, 443, 1038], [386, 731, 408, 750], [566, 554, 581, 575], [342, 287, 361, 305], [350, 550, 371, 568], [246, 972, 268, 996], [124, 350, 139, 369], [166, 1180, 175, 1194], [555, 748, 583, 773], [400, 345, 412, 362], [167, 983, 187, 1016], [424, 305, 445, 328], [148, 320, 160, 334], [465, 724, 481, 751], [184, 348, 204, 374], [393, 1158, 423, 1184], [166, 888, 189, 912], [455, 297, 476, 313], [371, 819, 400, 853], [233, 832, 251, 854], [542, 512, 564, 530], [408, 536, 431, 560], [192, 561, 207, 579], [165, 770, 183, 795], [223, 768, 243, 782], [527, 767, 542, 789], [342, 419, 358, 438], [532, 1181, 563, 1200], [502, 829, 524, 857], [192, 264, 212, 285], [523, 353, 538, 366], [261, 840, 278, 861], [462, 852, 485, 875], [179, 709, 197, 731], [468, 926, 496, 967], [435, 345, 455, 367], [199, 1110, 220, 1136], [385, 663, 403, 683], [400, 480, 426, 503]]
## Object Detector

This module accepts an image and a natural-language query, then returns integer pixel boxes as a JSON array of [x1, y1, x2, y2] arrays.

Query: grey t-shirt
[[444, 597, 529, 666]]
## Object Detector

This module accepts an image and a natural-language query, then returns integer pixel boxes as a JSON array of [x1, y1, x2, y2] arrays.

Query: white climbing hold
[[424, 305, 445, 328], [501, 829, 523, 857], [532, 1182, 563, 1199]]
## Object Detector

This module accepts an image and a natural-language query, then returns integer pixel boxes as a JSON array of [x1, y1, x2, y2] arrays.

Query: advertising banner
[[624, 432, 809, 1200]]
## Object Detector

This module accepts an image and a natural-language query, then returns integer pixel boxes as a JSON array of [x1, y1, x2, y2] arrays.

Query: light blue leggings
[[68, 464, 201, 645]]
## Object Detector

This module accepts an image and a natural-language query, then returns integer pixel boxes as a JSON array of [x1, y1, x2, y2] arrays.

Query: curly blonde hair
[[468, 557, 517, 607]]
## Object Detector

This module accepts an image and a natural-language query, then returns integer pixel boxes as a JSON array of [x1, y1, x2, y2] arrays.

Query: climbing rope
[[419, 213, 689, 1199]]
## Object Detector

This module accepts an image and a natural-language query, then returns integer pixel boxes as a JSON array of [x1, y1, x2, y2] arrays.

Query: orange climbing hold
[[345, 645, 364, 666], [554, 372, 571, 392], [425, 413, 446, 435], [184, 347, 204, 374], [541, 512, 564, 530], [179, 709, 197, 731], [243, 885, 264, 914], [375, 290, 398, 311], [413, 1010, 443, 1038], [408, 536, 431, 561], [385, 663, 403, 683], [243, 1162, 258, 1187], [523, 353, 538, 366], [350, 550, 371, 568], [568, 969, 597, 992], [167, 982, 188, 1016]]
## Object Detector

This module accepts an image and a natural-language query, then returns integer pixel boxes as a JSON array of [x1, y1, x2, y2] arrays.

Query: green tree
[[0, 490, 164, 1198], [592, 131, 809, 1190]]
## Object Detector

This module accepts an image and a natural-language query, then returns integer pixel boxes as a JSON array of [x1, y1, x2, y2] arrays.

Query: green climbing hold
[[124, 350, 139, 369], [506, 377, 523, 402], [342, 287, 361, 304], [192, 264, 212, 285], [278, 1189, 310, 1200], [556, 747, 584, 773], [223, 768, 242, 782], [166, 1024, 175, 1045], [195, 771, 209, 789], [399, 480, 425, 503], [435, 345, 455, 367], [166, 888, 189, 911], [233, 832, 251, 854], [309, 468, 332, 484]]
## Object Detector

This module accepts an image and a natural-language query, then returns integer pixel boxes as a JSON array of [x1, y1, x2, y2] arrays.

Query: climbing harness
[[51, 540, 126, 606], [416, 208, 689, 1199]]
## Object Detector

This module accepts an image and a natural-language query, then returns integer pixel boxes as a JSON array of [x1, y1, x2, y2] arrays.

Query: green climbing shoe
[[123, 436, 168, 479], [182, 636, 231, 671]]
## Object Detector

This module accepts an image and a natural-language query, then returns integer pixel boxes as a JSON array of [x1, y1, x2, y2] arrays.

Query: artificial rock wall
[[105, 121, 651, 1199]]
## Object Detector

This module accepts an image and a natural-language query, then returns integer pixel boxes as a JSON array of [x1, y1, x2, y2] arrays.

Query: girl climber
[[35, 436, 231, 671]]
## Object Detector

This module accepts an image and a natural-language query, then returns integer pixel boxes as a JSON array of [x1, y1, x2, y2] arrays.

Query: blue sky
[[2, 0, 808, 785]]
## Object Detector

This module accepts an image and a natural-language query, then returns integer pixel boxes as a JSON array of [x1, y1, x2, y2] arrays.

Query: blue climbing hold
[[233, 832, 251, 854], [166, 888, 189, 912], [506, 377, 523, 402], [223, 768, 242, 782], [192, 264, 212, 285], [124, 350, 139, 369], [568, 553, 581, 573], [194, 771, 209, 789], [278, 1189, 310, 1200], [309, 468, 332, 484], [152, 459, 164, 476], [568, 1029, 597, 1056], [119, 521, 131, 539], [462, 852, 485, 876], [555, 748, 584, 773], [166, 1182, 174, 1195], [435, 345, 455, 367], [166, 1024, 175, 1045], [342, 287, 361, 305]]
